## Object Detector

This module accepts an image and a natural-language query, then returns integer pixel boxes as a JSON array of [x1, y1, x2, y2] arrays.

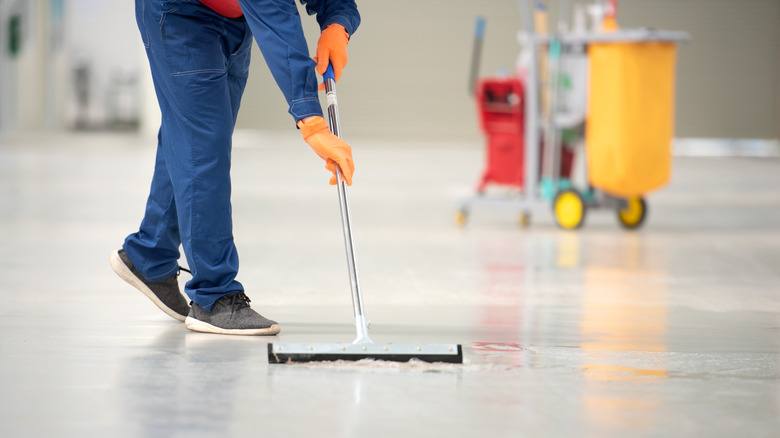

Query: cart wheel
[[455, 210, 468, 227], [617, 197, 647, 229], [553, 189, 586, 230], [518, 212, 531, 227]]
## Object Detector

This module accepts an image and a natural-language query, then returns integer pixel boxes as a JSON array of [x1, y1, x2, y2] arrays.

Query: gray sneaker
[[185, 292, 281, 336], [110, 249, 190, 322]]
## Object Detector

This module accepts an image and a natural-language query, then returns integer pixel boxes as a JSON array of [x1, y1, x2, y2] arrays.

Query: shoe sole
[[184, 316, 281, 336], [110, 250, 187, 322]]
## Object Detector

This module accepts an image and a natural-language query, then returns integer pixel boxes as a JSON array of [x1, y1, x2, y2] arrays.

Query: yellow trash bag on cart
[[585, 42, 677, 198]]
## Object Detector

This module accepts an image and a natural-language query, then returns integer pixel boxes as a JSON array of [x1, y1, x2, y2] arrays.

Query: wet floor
[[0, 131, 778, 437]]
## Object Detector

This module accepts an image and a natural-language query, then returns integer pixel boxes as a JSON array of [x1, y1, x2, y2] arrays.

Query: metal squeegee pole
[[324, 76, 372, 344]]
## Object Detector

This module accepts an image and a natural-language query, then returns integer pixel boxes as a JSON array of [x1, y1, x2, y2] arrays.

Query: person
[[110, 0, 360, 336]]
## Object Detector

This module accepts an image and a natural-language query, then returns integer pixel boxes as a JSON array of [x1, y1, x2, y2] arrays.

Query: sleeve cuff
[[322, 15, 357, 36], [289, 98, 324, 124]]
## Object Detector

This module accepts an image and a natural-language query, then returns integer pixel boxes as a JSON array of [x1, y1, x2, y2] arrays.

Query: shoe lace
[[229, 292, 251, 313], [177, 266, 192, 278]]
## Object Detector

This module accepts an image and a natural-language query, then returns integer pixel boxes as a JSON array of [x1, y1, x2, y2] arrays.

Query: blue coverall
[[123, 0, 360, 311]]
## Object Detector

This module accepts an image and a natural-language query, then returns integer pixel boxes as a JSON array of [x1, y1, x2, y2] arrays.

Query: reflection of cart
[[458, 1, 689, 230]]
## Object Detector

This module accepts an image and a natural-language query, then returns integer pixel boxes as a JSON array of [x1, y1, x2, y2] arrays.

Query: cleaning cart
[[457, 0, 689, 230]]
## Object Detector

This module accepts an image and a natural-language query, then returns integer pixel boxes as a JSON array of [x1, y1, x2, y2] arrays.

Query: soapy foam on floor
[[284, 358, 463, 371], [281, 357, 525, 373]]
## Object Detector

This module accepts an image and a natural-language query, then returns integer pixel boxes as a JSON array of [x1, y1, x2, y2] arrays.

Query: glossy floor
[[0, 131, 778, 437]]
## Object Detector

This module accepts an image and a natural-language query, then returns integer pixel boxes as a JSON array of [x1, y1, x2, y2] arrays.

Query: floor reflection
[[116, 326, 261, 436], [578, 232, 670, 431]]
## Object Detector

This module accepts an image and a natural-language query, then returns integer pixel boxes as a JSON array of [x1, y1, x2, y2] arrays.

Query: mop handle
[[323, 63, 371, 343]]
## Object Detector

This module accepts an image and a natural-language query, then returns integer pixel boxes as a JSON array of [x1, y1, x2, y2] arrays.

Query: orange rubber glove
[[298, 116, 354, 186], [314, 23, 349, 91]]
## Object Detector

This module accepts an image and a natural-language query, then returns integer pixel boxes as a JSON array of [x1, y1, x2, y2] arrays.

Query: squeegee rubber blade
[[267, 344, 463, 364]]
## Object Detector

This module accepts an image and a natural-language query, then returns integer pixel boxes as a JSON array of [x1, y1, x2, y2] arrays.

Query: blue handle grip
[[324, 63, 335, 81], [474, 16, 485, 39]]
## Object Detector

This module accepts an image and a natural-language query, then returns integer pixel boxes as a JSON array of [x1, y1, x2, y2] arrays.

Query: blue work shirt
[[237, 0, 360, 122]]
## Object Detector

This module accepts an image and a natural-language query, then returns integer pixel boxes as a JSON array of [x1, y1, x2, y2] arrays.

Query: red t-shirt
[[199, 0, 243, 18]]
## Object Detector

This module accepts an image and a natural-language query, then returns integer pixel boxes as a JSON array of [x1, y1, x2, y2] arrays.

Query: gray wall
[[2, 1, 778, 142], [616, 0, 780, 140], [236, 0, 780, 142]]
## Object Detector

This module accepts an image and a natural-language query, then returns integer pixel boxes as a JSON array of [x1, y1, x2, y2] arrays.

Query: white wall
[[0, 0, 49, 134], [63, 0, 140, 128], [1, 0, 141, 135]]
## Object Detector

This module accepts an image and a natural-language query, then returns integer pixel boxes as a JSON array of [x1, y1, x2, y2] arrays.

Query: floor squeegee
[[267, 65, 463, 364]]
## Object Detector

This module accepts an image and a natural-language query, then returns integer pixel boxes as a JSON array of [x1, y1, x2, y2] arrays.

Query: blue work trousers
[[124, 0, 252, 311]]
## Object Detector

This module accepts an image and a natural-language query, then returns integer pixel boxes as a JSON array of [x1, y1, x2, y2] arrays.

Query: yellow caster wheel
[[553, 190, 586, 230], [518, 212, 531, 227], [617, 197, 647, 229], [455, 210, 468, 227]]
